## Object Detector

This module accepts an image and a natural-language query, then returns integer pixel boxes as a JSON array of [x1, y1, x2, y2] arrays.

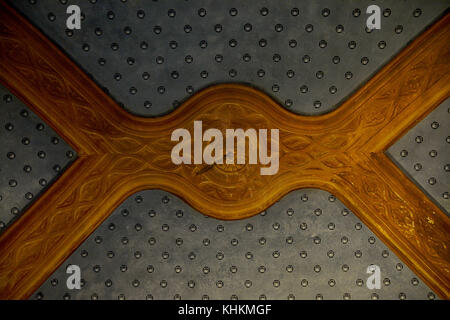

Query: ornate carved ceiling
[[0, 1, 448, 299]]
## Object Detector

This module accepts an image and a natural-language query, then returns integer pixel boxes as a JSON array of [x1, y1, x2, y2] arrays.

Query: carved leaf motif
[[361, 106, 389, 128], [40, 72, 67, 100], [57, 188, 78, 209], [361, 174, 383, 197], [149, 136, 173, 153], [197, 181, 221, 200], [101, 119, 129, 138], [149, 155, 177, 171], [79, 177, 103, 202], [390, 205, 417, 238], [216, 185, 244, 201], [399, 72, 424, 97], [74, 104, 100, 132], [282, 135, 311, 151], [67, 86, 88, 105], [15, 66, 41, 91], [109, 137, 144, 154], [321, 155, 351, 169], [377, 87, 398, 100], [282, 152, 311, 167], [1, 39, 30, 66], [33, 53, 54, 73], [316, 133, 349, 149], [110, 156, 146, 173], [338, 171, 359, 190]]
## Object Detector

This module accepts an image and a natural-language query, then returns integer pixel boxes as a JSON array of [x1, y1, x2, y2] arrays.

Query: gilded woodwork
[[0, 2, 449, 299]]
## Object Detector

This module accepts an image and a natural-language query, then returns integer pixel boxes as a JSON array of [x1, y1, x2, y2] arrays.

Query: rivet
[[352, 8, 361, 17], [413, 8, 422, 17], [198, 8, 207, 17], [153, 26, 162, 34], [216, 252, 224, 260], [48, 12, 56, 22], [378, 41, 387, 49], [305, 24, 313, 32], [167, 9, 176, 18], [259, 7, 268, 16], [137, 10, 145, 19], [431, 121, 439, 129], [188, 252, 197, 260]]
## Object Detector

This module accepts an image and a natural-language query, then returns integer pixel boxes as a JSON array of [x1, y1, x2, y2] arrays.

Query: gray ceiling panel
[[0, 83, 77, 234], [9, 0, 449, 116], [32, 189, 436, 300], [387, 98, 450, 215]]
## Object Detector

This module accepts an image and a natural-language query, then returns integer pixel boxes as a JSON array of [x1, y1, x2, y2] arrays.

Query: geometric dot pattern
[[0, 83, 76, 233], [10, 0, 449, 116], [32, 189, 437, 300], [387, 98, 450, 215]]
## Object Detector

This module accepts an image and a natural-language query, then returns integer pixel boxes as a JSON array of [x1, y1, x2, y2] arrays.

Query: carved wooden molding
[[0, 2, 449, 299]]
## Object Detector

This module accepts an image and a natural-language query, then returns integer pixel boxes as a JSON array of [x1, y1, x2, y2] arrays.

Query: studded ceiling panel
[[387, 98, 450, 215], [32, 189, 437, 300], [9, 0, 449, 116], [0, 84, 76, 234]]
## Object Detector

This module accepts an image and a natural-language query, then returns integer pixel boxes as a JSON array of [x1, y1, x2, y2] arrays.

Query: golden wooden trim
[[0, 2, 449, 299]]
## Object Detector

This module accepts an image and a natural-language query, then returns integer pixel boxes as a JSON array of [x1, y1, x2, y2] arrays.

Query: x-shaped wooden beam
[[0, 2, 449, 299]]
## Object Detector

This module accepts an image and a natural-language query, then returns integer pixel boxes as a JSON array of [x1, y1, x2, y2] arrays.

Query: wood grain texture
[[0, 2, 449, 299]]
